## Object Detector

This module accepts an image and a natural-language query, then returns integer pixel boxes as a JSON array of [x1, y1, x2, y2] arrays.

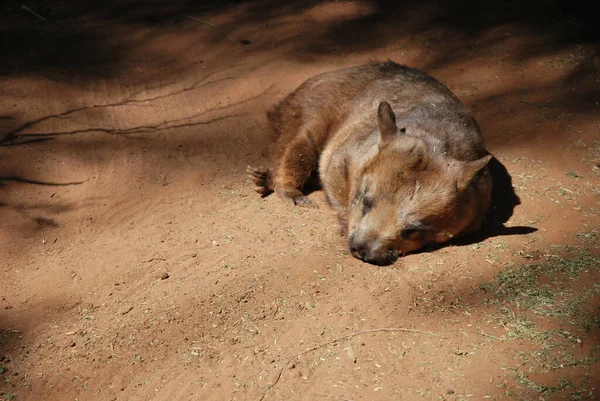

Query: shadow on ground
[[1, 0, 597, 79]]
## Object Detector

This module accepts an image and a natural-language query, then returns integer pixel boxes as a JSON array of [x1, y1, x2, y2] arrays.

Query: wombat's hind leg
[[246, 166, 274, 197]]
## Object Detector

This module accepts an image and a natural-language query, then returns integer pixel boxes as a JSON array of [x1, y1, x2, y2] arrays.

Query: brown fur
[[247, 61, 493, 265]]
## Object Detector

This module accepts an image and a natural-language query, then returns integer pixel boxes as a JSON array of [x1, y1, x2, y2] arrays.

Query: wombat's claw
[[246, 165, 266, 178], [250, 176, 267, 187], [246, 166, 273, 196], [293, 195, 319, 209], [254, 186, 270, 196], [246, 166, 267, 182]]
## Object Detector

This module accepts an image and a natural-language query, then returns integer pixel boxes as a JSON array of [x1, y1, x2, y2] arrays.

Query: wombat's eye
[[401, 223, 428, 239], [362, 196, 374, 215], [401, 227, 419, 238]]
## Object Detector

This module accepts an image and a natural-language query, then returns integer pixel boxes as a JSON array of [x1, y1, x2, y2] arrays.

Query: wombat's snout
[[349, 237, 368, 260], [348, 234, 397, 266]]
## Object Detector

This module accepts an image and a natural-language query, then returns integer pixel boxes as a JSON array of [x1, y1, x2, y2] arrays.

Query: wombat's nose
[[350, 240, 368, 260], [349, 236, 396, 265]]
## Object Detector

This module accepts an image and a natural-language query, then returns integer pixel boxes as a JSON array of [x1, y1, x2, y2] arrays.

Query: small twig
[[21, 4, 45, 21], [184, 15, 236, 43], [121, 306, 134, 316], [268, 299, 279, 317], [316, 393, 354, 401], [317, 243, 330, 251], [258, 327, 446, 400], [184, 15, 222, 32], [470, 331, 505, 341], [232, 138, 249, 148], [143, 254, 166, 263], [143, 257, 166, 263]]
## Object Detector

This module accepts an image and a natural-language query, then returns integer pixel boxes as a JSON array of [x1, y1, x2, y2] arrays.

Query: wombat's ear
[[377, 101, 398, 146], [457, 154, 493, 191]]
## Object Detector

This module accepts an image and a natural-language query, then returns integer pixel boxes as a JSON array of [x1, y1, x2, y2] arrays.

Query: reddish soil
[[1, 1, 599, 400]]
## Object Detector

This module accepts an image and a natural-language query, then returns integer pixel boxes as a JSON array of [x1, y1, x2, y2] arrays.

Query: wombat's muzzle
[[348, 234, 398, 266]]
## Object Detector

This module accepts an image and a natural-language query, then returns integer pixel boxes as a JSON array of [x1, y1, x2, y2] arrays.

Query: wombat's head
[[347, 101, 492, 265]]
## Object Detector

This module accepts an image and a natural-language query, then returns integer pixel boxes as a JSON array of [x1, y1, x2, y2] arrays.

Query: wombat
[[247, 61, 492, 265]]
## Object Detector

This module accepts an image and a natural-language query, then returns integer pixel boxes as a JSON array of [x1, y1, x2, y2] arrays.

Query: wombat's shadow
[[457, 157, 535, 241], [304, 156, 535, 254]]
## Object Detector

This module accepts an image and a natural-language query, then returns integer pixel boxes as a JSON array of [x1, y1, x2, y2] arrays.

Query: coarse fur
[[247, 61, 493, 265]]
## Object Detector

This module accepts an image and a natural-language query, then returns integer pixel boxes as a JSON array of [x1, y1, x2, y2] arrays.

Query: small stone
[[447, 388, 455, 394], [160, 272, 170, 280]]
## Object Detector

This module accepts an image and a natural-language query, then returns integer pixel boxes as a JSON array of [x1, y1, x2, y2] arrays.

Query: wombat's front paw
[[292, 195, 319, 208], [246, 166, 273, 196], [274, 187, 319, 208]]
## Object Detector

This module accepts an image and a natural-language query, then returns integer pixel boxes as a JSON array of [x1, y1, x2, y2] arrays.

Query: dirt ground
[[1, 1, 599, 400]]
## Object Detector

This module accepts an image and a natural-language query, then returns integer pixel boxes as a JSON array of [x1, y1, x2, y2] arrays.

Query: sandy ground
[[1, 1, 599, 400]]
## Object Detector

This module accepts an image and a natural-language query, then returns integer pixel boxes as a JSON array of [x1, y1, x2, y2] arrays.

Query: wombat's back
[[268, 61, 486, 164], [267, 61, 433, 134], [267, 62, 441, 159]]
